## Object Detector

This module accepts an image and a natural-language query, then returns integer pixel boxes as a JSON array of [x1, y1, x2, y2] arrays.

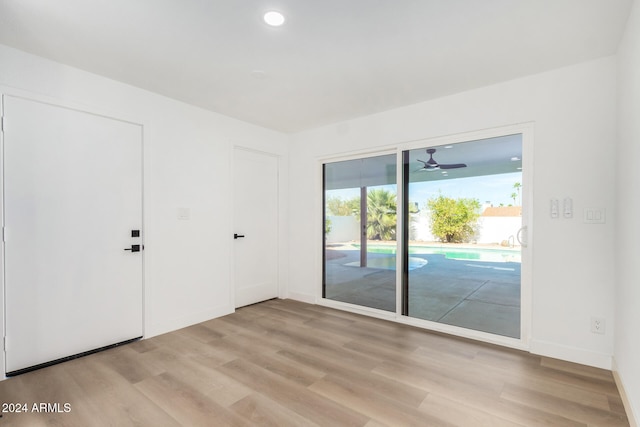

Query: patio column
[[360, 186, 367, 267]]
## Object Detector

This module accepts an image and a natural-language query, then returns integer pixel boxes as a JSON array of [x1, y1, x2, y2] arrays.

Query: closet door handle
[[234, 233, 245, 239]]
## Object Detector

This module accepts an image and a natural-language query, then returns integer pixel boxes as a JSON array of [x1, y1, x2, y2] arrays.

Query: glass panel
[[404, 135, 522, 338], [323, 154, 397, 311]]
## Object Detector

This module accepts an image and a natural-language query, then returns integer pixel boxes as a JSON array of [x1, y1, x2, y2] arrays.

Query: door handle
[[124, 244, 141, 252], [234, 233, 245, 239]]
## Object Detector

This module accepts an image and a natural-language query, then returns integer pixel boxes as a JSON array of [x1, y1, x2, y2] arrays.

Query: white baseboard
[[286, 292, 316, 304], [0, 304, 236, 379], [145, 304, 234, 339], [530, 339, 612, 370], [613, 359, 639, 427]]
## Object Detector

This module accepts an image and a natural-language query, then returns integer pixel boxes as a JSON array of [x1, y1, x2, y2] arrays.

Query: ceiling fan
[[417, 148, 467, 171]]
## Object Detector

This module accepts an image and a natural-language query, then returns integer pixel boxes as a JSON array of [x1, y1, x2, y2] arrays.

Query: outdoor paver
[[326, 270, 396, 312], [324, 245, 521, 338], [439, 300, 520, 338], [468, 280, 520, 306]]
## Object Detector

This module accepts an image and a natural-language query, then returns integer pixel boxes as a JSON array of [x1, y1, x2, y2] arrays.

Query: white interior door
[[233, 148, 279, 308], [3, 95, 143, 374]]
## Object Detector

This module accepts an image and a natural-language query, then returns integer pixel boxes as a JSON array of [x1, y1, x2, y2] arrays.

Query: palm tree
[[513, 182, 522, 205], [366, 188, 397, 240], [511, 192, 518, 205]]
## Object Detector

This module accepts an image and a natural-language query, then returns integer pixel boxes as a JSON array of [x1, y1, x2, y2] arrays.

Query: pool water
[[344, 256, 428, 270], [354, 244, 521, 263]]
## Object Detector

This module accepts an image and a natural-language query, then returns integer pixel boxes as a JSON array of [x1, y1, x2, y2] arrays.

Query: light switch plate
[[550, 199, 559, 218], [563, 197, 573, 218], [584, 208, 606, 224]]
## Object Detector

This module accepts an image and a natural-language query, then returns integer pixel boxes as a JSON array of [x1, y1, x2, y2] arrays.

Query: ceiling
[[0, 0, 633, 133]]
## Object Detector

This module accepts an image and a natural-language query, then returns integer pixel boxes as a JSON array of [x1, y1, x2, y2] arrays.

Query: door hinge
[[3, 336, 6, 351], [2, 227, 5, 242], [0, 116, 4, 133]]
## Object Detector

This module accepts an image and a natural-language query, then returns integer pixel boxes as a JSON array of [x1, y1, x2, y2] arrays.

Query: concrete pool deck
[[325, 242, 521, 338]]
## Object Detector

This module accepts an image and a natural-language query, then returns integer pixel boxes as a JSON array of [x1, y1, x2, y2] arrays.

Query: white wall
[[0, 44, 289, 377], [289, 56, 617, 369], [410, 213, 522, 245], [326, 216, 359, 243], [616, 0, 640, 421], [476, 217, 523, 246]]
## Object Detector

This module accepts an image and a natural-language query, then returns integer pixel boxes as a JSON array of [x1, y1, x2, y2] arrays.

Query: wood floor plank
[[230, 393, 321, 427], [220, 308, 355, 350], [92, 345, 165, 384], [416, 340, 620, 413], [0, 362, 92, 427], [134, 372, 248, 427], [180, 322, 226, 343], [241, 301, 317, 327], [541, 357, 616, 383], [305, 317, 422, 354], [0, 299, 629, 426], [63, 354, 181, 426], [219, 358, 370, 426], [373, 356, 506, 399], [149, 328, 221, 358], [419, 393, 525, 427], [608, 394, 629, 417], [277, 348, 429, 408], [531, 362, 620, 397], [503, 374, 612, 412], [348, 337, 506, 394], [242, 350, 326, 387], [216, 329, 282, 356], [199, 315, 247, 336], [500, 383, 629, 426], [127, 338, 159, 354], [157, 356, 253, 407], [309, 374, 452, 427]]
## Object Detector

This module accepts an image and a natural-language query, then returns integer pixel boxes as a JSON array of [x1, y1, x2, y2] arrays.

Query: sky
[[326, 171, 523, 209]]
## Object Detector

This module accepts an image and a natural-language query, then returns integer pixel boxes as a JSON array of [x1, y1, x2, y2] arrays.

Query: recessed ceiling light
[[264, 11, 285, 26], [444, 145, 453, 149]]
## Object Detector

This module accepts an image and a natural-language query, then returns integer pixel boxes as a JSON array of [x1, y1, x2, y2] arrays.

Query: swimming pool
[[354, 244, 521, 263]]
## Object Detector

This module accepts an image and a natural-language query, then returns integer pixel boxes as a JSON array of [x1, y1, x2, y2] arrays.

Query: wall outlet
[[591, 317, 606, 335]]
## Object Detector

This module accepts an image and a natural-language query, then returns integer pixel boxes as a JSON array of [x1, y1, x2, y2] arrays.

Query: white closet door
[[3, 96, 143, 374], [233, 148, 279, 308]]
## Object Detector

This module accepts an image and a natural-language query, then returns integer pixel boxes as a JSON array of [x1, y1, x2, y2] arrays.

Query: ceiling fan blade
[[439, 163, 467, 169], [417, 158, 439, 169], [419, 148, 465, 171]]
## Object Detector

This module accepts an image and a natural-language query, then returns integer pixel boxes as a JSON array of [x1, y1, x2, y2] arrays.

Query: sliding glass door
[[322, 132, 525, 340], [403, 135, 523, 338], [323, 154, 397, 311]]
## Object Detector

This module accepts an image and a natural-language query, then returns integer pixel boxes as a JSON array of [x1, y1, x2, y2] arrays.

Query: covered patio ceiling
[[325, 134, 522, 190]]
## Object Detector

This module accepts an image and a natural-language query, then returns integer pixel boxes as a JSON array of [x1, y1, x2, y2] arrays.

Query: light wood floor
[[0, 299, 629, 426]]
